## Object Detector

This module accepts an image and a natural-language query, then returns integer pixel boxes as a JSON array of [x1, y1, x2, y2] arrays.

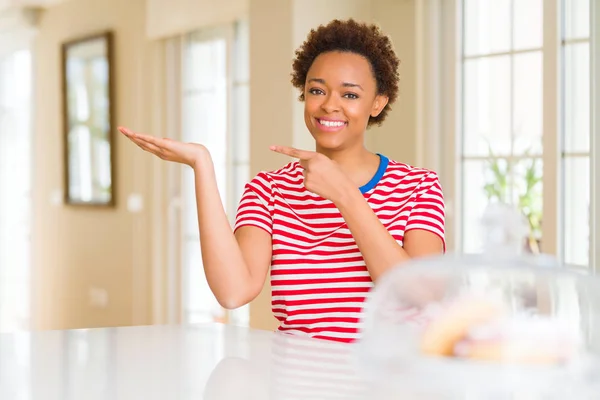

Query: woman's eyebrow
[[307, 77, 364, 91]]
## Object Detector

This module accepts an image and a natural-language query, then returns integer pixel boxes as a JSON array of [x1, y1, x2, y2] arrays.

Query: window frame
[[558, 1, 593, 270], [430, 0, 597, 271], [591, 0, 600, 273]]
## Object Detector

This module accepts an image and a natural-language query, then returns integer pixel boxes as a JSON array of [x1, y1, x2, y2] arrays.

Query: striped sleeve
[[405, 172, 446, 248], [233, 172, 273, 235]]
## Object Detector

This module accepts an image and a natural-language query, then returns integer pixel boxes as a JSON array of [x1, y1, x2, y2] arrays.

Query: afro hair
[[291, 19, 400, 126]]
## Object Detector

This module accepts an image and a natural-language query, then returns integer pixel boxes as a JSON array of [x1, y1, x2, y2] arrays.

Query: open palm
[[119, 126, 207, 168]]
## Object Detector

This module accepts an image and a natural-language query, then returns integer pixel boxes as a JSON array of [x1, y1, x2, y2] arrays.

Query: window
[[459, 0, 544, 255], [0, 48, 32, 332], [561, 0, 591, 268], [450, 0, 595, 270], [180, 27, 228, 326], [179, 20, 250, 326]]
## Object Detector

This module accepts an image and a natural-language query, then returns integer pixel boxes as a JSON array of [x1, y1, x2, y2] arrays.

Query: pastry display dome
[[356, 204, 600, 398]]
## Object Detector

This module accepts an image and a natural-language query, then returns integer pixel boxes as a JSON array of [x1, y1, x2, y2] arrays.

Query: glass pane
[[462, 157, 543, 254], [233, 19, 250, 83], [232, 84, 250, 164], [564, 42, 590, 153], [0, 50, 31, 333], [513, 158, 543, 253], [463, 0, 511, 56], [563, 156, 590, 266], [182, 167, 198, 237], [231, 163, 250, 212], [463, 56, 511, 156], [183, 240, 224, 324], [183, 90, 228, 208], [462, 159, 508, 253], [181, 34, 230, 327], [514, 0, 543, 50], [564, 0, 590, 40], [185, 37, 227, 91], [513, 51, 543, 155], [182, 84, 226, 142]]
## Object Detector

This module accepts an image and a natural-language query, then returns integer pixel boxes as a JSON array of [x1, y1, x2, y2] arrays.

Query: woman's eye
[[308, 88, 324, 95], [344, 93, 359, 99]]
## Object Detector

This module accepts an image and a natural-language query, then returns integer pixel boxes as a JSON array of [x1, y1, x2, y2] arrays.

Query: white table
[[0, 323, 597, 399], [0, 323, 384, 400]]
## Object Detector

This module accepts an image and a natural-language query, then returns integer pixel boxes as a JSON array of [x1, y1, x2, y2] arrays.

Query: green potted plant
[[481, 146, 543, 253]]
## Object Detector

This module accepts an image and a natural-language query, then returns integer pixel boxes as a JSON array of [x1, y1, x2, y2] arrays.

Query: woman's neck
[[316, 144, 382, 189]]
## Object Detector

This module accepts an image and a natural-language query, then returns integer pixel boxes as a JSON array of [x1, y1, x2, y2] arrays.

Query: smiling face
[[303, 51, 389, 153]]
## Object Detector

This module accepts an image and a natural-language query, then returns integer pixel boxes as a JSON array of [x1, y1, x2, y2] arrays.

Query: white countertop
[[0, 323, 382, 400], [0, 323, 598, 399]]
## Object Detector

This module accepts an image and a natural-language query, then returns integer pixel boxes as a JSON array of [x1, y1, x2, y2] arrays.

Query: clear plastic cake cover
[[356, 203, 600, 398]]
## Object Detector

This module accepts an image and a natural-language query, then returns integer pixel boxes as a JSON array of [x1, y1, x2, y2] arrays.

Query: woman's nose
[[321, 93, 341, 113]]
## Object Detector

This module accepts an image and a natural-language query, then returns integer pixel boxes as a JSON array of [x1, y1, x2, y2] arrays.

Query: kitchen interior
[[0, 0, 598, 398]]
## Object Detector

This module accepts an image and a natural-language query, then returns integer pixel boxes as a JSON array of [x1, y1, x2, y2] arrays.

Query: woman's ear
[[370, 95, 389, 117]]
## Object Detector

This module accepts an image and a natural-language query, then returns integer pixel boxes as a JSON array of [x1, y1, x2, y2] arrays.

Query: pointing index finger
[[270, 145, 315, 160]]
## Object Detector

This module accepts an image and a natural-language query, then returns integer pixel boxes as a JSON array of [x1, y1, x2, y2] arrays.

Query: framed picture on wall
[[61, 31, 115, 207]]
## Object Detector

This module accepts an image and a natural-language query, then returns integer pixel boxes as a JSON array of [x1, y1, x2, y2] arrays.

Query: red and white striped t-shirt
[[233, 154, 445, 343]]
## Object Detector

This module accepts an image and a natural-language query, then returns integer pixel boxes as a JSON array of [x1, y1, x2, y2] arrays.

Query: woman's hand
[[119, 126, 208, 168], [270, 145, 355, 203]]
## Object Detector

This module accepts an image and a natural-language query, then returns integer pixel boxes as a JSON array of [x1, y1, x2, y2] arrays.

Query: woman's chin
[[310, 133, 344, 150], [314, 141, 344, 152]]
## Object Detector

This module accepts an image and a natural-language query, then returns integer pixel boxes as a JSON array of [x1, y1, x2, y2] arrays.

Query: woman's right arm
[[119, 127, 272, 309], [193, 150, 272, 309]]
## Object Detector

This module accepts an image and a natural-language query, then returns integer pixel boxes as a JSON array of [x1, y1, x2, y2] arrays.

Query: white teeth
[[319, 119, 345, 127]]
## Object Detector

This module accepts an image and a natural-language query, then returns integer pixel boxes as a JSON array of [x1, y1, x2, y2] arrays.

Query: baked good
[[420, 296, 504, 356], [419, 297, 579, 365]]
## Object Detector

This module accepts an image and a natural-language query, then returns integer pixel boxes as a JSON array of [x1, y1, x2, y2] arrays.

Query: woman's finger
[[139, 141, 163, 156], [119, 127, 176, 161], [118, 126, 134, 136], [134, 132, 171, 149], [127, 135, 165, 157], [120, 127, 165, 146], [135, 139, 162, 155], [299, 159, 310, 171]]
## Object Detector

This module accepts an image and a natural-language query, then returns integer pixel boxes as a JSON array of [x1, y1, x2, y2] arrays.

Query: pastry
[[420, 296, 504, 356], [419, 297, 580, 365]]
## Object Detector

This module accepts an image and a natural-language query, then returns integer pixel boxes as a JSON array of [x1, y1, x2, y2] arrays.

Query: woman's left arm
[[334, 174, 445, 282], [269, 146, 446, 282]]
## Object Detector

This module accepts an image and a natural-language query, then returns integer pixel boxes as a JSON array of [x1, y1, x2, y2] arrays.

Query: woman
[[120, 19, 445, 343]]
